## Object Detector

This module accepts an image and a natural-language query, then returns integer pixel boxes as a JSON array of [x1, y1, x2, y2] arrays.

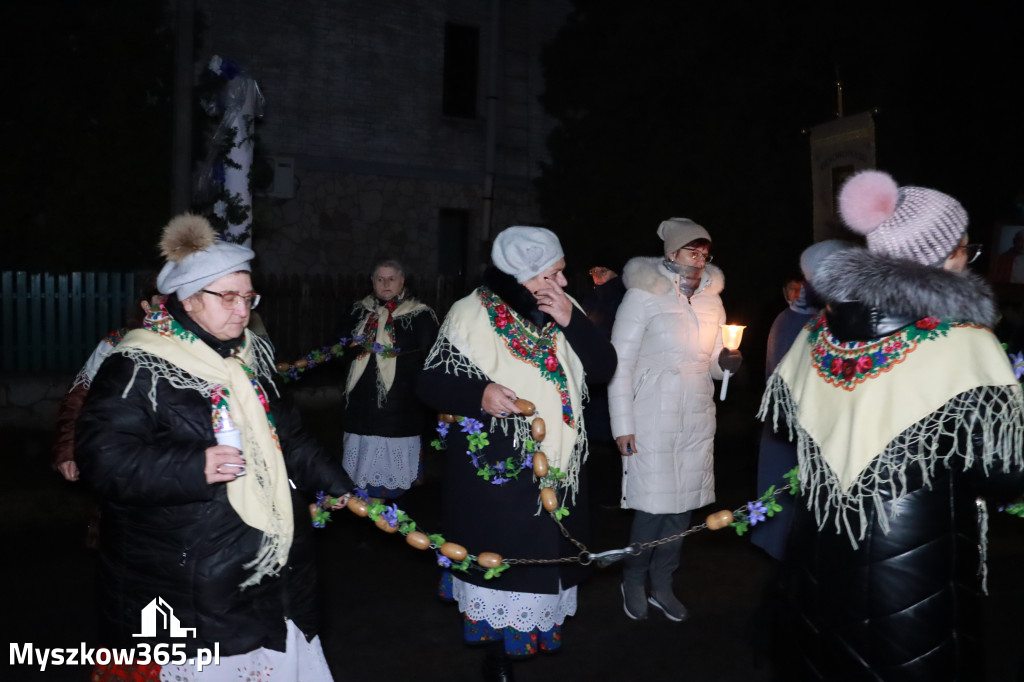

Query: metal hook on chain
[[580, 543, 643, 568]]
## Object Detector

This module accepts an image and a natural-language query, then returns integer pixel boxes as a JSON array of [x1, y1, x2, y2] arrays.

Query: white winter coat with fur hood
[[608, 257, 726, 514]]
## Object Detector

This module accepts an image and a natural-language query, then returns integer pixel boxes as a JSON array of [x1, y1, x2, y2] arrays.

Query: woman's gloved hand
[[718, 348, 743, 373]]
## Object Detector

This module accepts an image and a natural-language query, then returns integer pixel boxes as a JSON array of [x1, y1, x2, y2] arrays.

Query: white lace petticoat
[[451, 575, 577, 632], [159, 618, 334, 681], [343, 433, 420, 490]]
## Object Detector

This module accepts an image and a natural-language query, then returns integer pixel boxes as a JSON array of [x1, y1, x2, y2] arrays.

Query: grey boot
[[648, 589, 689, 622], [621, 582, 649, 621]]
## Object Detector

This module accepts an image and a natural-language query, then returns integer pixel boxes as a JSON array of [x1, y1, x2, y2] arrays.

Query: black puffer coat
[[416, 268, 617, 594], [769, 250, 1024, 681], [77, 301, 354, 657]]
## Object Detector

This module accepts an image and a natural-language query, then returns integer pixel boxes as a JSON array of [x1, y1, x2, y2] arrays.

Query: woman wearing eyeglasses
[[607, 217, 740, 622], [77, 214, 355, 681], [759, 171, 1024, 680], [338, 258, 438, 502]]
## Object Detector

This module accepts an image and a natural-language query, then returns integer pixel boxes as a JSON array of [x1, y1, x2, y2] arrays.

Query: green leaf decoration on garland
[[783, 466, 800, 494], [484, 563, 510, 580]]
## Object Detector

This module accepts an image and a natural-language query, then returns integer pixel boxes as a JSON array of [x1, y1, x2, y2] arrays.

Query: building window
[[442, 23, 479, 119], [438, 209, 469, 277]]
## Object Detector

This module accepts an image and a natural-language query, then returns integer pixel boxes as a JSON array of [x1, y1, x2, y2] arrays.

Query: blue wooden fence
[[1, 271, 136, 374]]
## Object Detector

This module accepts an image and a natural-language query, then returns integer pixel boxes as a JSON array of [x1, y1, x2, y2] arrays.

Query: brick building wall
[[194, 0, 571, 281]]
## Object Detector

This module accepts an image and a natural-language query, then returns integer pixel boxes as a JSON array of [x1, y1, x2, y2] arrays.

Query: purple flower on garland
[[461, 417, 484, 435], [748, 500, 768, 525], [437, 553, 452, 568], [372, 342, 384, 354], [382, 505, 400, 527], [494, 460, 506, 472], [315, 490, 327, 507], [1011, 351, 1024, 380], [491, 476, 509, 485], [354, 488, 370, 502], [436, 421, 450, 438], [312, 517, 326, 529], [352, 335, 366, 344], [523, 452, 534, 469], [467, 450, 479, 468]]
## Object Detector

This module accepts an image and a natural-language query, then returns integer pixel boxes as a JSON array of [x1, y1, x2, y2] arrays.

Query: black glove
[[718, 348, 743, 373]]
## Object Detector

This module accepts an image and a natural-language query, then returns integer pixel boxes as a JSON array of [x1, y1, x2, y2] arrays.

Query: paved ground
[[3, 372, 1022, 681]]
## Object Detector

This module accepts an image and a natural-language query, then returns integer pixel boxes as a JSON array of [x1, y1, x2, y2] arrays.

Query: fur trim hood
[[621, 256, 725, 298], [814, 248, 997, 327]]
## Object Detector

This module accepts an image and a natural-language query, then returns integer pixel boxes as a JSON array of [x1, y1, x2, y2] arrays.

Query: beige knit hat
[[657, 218, 711, 257]]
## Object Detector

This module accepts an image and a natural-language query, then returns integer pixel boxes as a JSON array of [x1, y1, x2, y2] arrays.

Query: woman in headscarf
[[417, 226, 616, 681], [759, 171, 1024, 680], [340, 258, 437, 500], [77, 214, 355, 682], [608, 217, 740, 622]]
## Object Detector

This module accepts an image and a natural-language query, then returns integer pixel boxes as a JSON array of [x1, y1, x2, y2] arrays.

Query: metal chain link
[[502, 484, 793, 567]]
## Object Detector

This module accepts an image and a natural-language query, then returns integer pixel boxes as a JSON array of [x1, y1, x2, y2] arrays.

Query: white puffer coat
[[608, 257, 726, 514]]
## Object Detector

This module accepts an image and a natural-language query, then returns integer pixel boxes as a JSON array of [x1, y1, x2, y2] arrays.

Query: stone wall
[[253, 168, 540, 277], [194, 0, 571, 277]]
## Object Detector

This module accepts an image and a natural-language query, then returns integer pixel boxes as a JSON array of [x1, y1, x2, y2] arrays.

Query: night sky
[[2, 1, 1023, 321]]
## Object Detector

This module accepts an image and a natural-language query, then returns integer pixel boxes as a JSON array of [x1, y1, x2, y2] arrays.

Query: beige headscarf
[[115, 315, 291, 589]]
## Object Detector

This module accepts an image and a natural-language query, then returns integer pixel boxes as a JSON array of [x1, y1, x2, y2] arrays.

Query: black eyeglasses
[[200, 290, 261, 309]]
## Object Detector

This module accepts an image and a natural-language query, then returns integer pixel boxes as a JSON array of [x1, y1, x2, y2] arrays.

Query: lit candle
[[719, 324, 746, 400]]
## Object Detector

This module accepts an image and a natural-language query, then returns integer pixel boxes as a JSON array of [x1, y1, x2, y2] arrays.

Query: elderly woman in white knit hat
[[758, 171, 1024, 680], [77, 214, 355, 682], [608, 217, 741, 623], [417, 226, 617, 681]]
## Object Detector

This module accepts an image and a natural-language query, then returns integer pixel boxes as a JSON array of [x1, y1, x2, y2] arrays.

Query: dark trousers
[[622, 510, 692, 591]]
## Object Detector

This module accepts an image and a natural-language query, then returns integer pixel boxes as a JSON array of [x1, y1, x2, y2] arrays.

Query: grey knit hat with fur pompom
[[156, 214, 254, 299]]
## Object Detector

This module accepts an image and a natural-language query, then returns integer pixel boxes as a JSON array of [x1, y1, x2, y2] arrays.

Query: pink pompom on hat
[[838, 170, 967, 266]]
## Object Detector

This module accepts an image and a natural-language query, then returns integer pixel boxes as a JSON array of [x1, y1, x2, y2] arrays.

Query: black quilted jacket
[[781, 297, 1024, 681], [77, 304, 354, 657]]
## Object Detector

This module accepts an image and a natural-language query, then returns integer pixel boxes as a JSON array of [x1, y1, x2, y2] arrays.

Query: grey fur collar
[[621, 256, 725, 297], [813, 248, 997, 327]]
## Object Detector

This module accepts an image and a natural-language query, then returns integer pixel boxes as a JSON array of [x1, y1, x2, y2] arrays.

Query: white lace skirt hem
[[451, 575, 577, 632], [159, 618, 333, 681], [342, 433, 420, 490]]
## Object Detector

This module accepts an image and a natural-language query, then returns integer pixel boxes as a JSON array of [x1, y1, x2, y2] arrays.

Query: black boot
[[481, 643, 515, 682]]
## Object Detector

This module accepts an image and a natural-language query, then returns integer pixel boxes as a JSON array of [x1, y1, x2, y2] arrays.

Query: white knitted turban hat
[[491, 226, 565, 282]]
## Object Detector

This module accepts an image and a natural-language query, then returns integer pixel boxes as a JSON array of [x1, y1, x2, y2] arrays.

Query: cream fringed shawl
[[759, 315, 1024, 547], [345, 295, 433, 405], [424, 287, 589, 502], [114, 316, 292, 589]]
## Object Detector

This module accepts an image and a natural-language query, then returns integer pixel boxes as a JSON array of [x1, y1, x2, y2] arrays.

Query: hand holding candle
[[718, 324, 746, 400]]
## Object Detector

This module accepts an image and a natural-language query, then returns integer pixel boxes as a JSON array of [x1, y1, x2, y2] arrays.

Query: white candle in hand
[[718, 324, 746, 401]]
